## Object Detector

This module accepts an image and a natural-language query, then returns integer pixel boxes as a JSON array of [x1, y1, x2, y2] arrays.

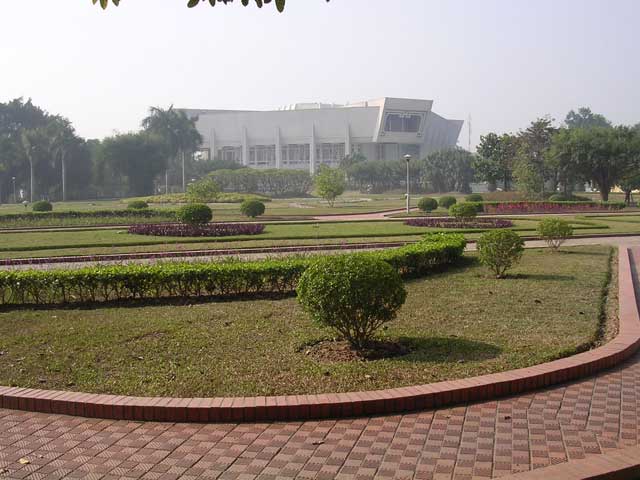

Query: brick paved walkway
[[1, 248, 640, 479]]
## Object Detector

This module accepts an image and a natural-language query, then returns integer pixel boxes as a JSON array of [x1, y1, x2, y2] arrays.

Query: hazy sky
[[1, 0, 638, 148]]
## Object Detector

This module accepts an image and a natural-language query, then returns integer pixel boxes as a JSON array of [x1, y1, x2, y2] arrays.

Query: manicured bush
[[548, 193, 591, 202], [177, 204, 212, 225], [417, 197, 438, 213], [482, 201, 624, 214], [438, 196, 457, 209], [537, 218, 573, 251], [449, 202, 478, 220], [32, 200, 52, 212], [0, 233, 466, 306], [297, 255, 407, 349], [187, 177, 220, 203], [240, 199, 266, 218], [477, 229, 524, 278], [405, 217, 513, 229], [127, 200, 149, 210], [465, 193, 484, 202], [128, 223, 265, 237], [0, 209, 176, 223]]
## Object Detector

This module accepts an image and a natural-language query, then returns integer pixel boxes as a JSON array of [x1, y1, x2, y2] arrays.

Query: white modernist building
[[181, 97, 463, 174]]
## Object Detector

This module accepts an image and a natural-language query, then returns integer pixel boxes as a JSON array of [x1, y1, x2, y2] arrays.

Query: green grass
[[0, 246, 613, 396]]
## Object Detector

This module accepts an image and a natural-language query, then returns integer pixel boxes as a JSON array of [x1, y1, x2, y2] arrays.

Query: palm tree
[[47, 117, 77, 201], [20, 128, 45, 202], [142, 106, 202, 194]]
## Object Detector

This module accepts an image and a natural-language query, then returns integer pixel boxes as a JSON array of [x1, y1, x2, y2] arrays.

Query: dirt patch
[[301, 339, 411, 363]]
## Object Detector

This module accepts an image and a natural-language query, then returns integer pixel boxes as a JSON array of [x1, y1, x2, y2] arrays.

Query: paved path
[[1, 249, 640, 479]]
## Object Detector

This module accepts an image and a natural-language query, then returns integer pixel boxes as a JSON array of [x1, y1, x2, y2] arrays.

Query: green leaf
[[188, 0, 200, 7]]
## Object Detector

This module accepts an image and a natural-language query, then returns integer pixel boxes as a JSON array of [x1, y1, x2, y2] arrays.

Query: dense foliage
[[187, 177, 220, 203], [297, 255, 407, 349], [477, 229, 524, 278], [314, 166, 346, 206], [482, 201, 624, 214], [417, 197, 438, 212], [422, 148, 475, 193], [449, 202, 478, 220], [465, 193, 483, 202], [127, 200, 149, 210], [32, 200, 52, 212], [537, 218, 573, 251], [128, 223, 265, 237], [0, 233, 466, 306], [209, 168, 313, 197], [404, 217, 513, 229], [438, 196, 457, 209], [240, 199, 266, 218], [176, 203, 213, 225]]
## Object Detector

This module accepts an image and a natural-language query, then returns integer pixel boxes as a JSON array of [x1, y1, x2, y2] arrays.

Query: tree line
[[475, 108, 640, 201]]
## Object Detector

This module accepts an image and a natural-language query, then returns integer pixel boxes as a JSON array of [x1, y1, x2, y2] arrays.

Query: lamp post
[[404, 154, 412, 214], [11, 177, 16, 204]]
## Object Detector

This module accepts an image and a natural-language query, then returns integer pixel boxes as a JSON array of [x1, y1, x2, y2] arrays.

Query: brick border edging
[[1, 248, 639, 423], [501, 444, 640, 479]]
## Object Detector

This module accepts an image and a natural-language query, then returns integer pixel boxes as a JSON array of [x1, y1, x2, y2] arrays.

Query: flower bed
[[127, 223, 265, 237], [482, 201, 625, 214], [0, 234, 466, 306], [404, 217, 513, 229]]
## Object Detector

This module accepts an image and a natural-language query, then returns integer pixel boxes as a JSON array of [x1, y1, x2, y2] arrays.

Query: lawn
[[0, 246, 613, 397], [0, 218, 594, 256]]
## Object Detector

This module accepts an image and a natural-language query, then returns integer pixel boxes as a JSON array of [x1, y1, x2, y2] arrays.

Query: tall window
[[219, 146, 242, 164], [249, 145, 276, 167], [384, 113, 423, 133], [282, 144, 310, 168], [316, 143, 345, 166]]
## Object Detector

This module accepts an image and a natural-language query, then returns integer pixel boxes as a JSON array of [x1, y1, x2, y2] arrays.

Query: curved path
[[1, 251, 640, 478]]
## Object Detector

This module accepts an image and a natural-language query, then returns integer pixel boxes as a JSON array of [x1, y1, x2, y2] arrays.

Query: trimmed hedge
[[0, 209, 177, 223], [0, 233, 466, 306], [405, 218, 513, 229], [127, 200, 149, 210], [482, 201, 625, 214], [128, 223, 265, 237], [176, 204, 213, 225], [32, 200, 53, 212]]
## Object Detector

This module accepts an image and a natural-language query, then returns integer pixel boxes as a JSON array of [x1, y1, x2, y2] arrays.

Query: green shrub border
[[0, 233, 466, 306], [0, 209, 177, 222]]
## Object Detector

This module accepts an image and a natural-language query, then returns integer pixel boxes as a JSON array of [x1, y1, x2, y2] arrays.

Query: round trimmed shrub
[[297, 255, 407, 350], [177, 203, 212, 225], [127, 200, 149, 210], [477, 229, 524, 278], [449, 202, 477, 220], [417, 197, 438, 213], [548, 193, 591, 202], [32, 200, 52, 212], [438, 196, 457, 209], [465, 193, 484, 202], [537, 218, 573, 251], [240, 199, 266, 218]]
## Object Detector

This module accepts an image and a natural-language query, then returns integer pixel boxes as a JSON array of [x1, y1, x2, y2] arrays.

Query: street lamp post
[[11, 177, 16, 204], [404, 154, 412, 214]]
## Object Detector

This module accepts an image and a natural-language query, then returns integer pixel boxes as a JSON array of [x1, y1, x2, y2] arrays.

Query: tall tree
[[564, 107, 611, 129], [552, 126, 635, 201], [475, 133, 518, 191], [142, 106, 202, 193], [100, 132, 168, 196], [514, 118, 557, 198], [422, 148, 475, 194]]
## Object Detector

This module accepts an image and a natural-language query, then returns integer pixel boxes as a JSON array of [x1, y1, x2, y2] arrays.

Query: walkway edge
[[1, 248, 639, 423], [501, 444, 640, 479]]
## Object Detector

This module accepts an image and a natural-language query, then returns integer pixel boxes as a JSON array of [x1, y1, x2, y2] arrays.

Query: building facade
[[181, 97, 463, 174]]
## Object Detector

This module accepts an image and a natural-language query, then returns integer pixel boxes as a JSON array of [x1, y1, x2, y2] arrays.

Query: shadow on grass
[[397, 336, 502, 363], [508, 273, 576, 281]]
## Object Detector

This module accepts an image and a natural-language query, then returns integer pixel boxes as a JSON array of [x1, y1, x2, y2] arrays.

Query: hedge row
[[479, 201, 625, 214], [0, 209, 177, 222], [405, 218, 513, 229], [0, 233, 466, 306], [128, 223, 266, 237]]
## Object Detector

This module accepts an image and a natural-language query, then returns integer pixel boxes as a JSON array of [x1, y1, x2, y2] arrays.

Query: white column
[[210, 129, 216, 160], [345, 123, 351, 156], [241, 126, 249, 166], [275, 126, 282, 169], [309, 124, 316, 175]]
